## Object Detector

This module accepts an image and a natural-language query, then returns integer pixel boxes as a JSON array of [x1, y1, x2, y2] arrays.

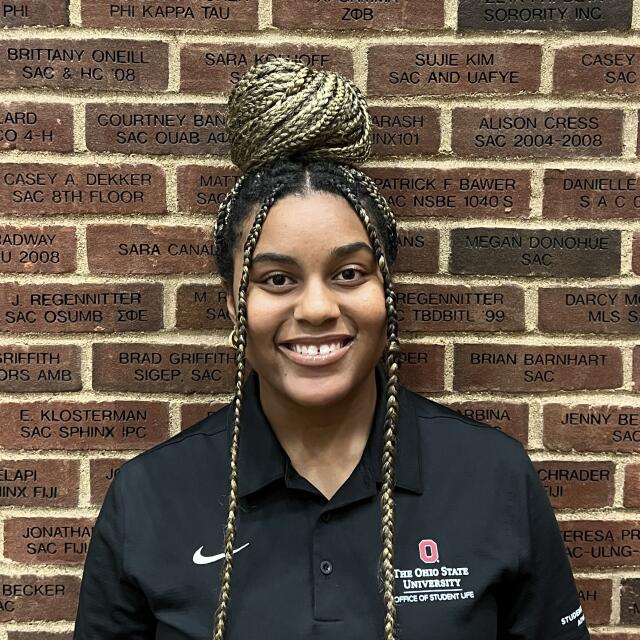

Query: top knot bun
[[226, 58, 372, 173]]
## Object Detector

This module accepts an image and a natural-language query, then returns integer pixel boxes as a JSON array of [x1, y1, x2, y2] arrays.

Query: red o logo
[[418, 539, 439, 564]]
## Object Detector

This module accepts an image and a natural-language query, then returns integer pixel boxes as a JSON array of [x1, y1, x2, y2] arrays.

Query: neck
[[258, 369, 378, 495]]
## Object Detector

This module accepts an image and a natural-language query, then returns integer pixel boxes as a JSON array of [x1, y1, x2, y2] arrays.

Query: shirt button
[[321, 512, 331, 523], [320, 560, 333, 575]]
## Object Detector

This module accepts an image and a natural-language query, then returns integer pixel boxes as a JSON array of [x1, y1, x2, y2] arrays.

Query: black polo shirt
[[73, 362, 591, 640]]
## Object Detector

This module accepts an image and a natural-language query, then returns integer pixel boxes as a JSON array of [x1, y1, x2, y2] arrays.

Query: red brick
[[368, 44, 540, 96], [544, 404, 640, 453], [442, 401, 529, 445], [624, 464, 640, 508], [82, 0, 257, 30], [0, 344, 81, 392], [85, 103, 227, 155], [397, 344, 445, 393], [394, 228, 439, 273], [0, 1, 69, 27], [543, 169, 640, 220], [553, 46, 640, 96], [87, 224, 215, 274], [181, 403, 228, 430], [0, 226, 76, 273], [397, 284, 524, 332], [532, 461, 615, 509], [0, 39, 168, 91], [539, 287, 640, 334], [454, 345, 622, 392], [8, 633, 74, 640], [0, 283, 163, 333], [367, 167, 531, 219], [0, 575, 79, 622], [0, 163, 166, 216], [177, 164, 239, 214], [370, 107, 440, 157], [0, 103, 73, 151], [93, 343, 238, 393], [0, 459, 80, 506], [5, 517, 93, 564], [0, 401, 169, 451], [621, 578, 640, 624], [452, 108, 623, 158], [575, 578, 612, 625], [176, 284, 231, 330], [90, 458, 131, 504], [273, 0, 443, 30], [632, 234, 640, 275], [631, 346, 640, 392], [180, 45, 353, 93], [560, 521, 640, 569]]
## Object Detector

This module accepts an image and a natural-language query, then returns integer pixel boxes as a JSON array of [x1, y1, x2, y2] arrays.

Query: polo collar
[[230, 361, 424, 499]]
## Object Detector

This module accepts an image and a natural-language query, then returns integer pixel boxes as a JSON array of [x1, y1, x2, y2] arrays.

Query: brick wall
[[0, 0, 638, 636]]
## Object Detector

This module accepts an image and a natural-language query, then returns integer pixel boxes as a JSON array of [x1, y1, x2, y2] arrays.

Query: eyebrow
[[251, 241, 375, 267]]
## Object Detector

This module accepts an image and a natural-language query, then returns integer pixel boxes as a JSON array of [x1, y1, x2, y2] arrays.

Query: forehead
[[238, 191, 372, 255]]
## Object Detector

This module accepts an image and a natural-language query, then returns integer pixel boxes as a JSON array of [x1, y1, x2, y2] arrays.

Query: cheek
[[245, 290, 287, 341]]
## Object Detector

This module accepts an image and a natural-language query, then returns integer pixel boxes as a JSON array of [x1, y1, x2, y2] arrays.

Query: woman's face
[[226, 190, 388, 408]]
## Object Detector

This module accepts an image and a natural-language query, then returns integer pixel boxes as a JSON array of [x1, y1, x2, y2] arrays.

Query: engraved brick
[[90, 458, 130, 504], [443, 401, 529, 444], [539, 287, 640, 334], [0, 575, 79, 622], [368, 44, 540, 96], [575, 578, 612, 625], [8, 634, 74, 640], [396, 284, 524, 332], [450, 228, 621, 277], [180, 45, 353, 93], [85, 103, 227, 155], [0, 103, 73, 151], [0, 163, 166, 216], [0, 345, 81, 392], [5, 517, 93, 564], [560, 521, 640, 569], [367, 168, 531, 219], [625, 464, 640, 508], [0, 402, 169, 451], [544, 404, 640, 453], [0, 460, 80, 506], [0, 283, 163, 333], [181, 403, 228, 430], [0, 1, 69, 27], [632, 234, 640, 275], [451, 108, 623, 158], [632, 347, 640, 392], [0, 226, 75, 273], [394, 228, 439, 273], [177, 164, 239, 214], [532, 461, 615, 509], [397, 343, 445, 393], [93, 343, 238, 393], [87, 225, 215, 274], [458, 0, 632, 32], [82, 0, 258, 30], [621, 578, 640, 624], [0, 39, 168, 91], [176, 284, 231, 330], [543, 169, 640, 220], [273, 0, 443, 30], [370, 107, 440, 157], [553, 47, 640, 96], [454, 345, 622, 393], [590, 635, 640, 640]]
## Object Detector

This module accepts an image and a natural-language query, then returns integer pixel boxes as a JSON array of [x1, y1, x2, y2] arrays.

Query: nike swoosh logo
[[192, 542, 250, 565]]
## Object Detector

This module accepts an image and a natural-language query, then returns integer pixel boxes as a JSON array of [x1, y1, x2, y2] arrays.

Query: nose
[[292, 276, 341, 325]]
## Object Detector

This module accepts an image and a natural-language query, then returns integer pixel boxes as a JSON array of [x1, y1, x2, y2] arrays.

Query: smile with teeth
[[285, 338, 351, 355]]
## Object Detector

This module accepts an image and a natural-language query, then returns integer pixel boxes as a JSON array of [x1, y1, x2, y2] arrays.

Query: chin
[[279, 369, 355, 407]]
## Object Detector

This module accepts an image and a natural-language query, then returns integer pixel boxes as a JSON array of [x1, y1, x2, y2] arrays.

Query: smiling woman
[[73, 57, 591, 640]]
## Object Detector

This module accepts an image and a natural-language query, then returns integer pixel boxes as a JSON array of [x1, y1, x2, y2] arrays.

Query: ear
[[225, 286, 236, 324]]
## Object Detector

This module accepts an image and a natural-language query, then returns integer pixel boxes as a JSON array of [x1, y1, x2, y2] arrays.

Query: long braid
[[213, 185, 286, 640]]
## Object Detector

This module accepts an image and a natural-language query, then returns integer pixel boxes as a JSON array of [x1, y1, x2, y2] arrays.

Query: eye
[[335, 267, 367, 282], [259, 267, 367, 288]]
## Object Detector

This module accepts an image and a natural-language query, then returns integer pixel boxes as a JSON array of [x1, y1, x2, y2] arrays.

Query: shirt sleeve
[[73, 468, 156, 639], [498, 444, 591, 640]]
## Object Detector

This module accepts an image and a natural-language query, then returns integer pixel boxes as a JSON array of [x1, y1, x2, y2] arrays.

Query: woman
[[73, 59, 591, 640]]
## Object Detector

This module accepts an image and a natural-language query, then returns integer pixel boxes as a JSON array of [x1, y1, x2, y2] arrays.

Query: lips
[[278, 336, 355, 367]]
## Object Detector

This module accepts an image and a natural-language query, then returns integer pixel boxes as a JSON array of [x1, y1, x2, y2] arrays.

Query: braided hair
[[212, 58, 402, 640]]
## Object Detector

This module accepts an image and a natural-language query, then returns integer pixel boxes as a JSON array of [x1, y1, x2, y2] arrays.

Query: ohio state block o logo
[[418, 539, 439, 563]]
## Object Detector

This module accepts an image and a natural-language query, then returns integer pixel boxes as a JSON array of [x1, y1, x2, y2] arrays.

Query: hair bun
[[226, 58, 371, 172]]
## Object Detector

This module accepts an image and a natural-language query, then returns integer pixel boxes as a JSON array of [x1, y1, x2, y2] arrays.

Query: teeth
[[289, 341, 344, 355]]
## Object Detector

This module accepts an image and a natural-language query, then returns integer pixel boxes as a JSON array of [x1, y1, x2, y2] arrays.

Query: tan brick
[[0, 39, 168, 91], [368, 44, 541, 96], [575, 578, 612, 625], [176, 284, 231, 330], [0, 283, 163, 333], [0, 103, 73, 151], [452, 108, 623, 158], [0, 1, 69, 27], [177, 165, 240, 214], [0, 226, 76, 273], [87, 224, 215, 274], [624, 464, 640, 508], [370, 107, 440, 157], [0, 460, 80, 506], [0, 575, 79, 622], [544, 404, 640, 453], [454, 345, 622, 392]]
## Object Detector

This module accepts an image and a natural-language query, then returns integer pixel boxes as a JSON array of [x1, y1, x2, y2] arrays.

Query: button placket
[[312, 514, 343, 621]]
